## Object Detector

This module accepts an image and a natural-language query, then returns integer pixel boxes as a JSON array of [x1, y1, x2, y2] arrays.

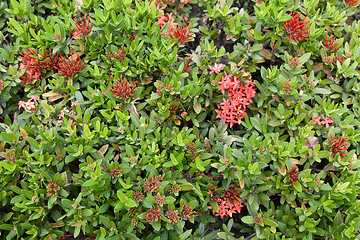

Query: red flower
[[47, 180, 60, 197], [215, 72, 256, 127], [71, 14, 92, 39], [145, 205, 161, 223], [182, 56, 193, 73], [283, 12, 310, 44], [328, 135, 350, 159], [106, 75, 137, 102], [58, 54, 85, 80], [168, 23, 194, 44], [166, 103, 183, 124], [181, 203, 196, 218], [345, 0, 359, 6], [19, 49, 60, 84], [288, 166, 300, 185], [322, 35, 340, 50], [165, 210, 180, 224], [208, 185, 245, 219]]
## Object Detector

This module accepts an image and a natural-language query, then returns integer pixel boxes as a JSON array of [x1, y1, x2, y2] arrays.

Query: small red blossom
[[58, 54, 85, 81], [283, 12, 310, 44], [328, 135, 350, 159], [345, 0, 360, 6], [106, 75, 137, 102], [209, 63, 225, 74], [47, 180, 60, 197], [143, 176, 164, 194], [168, 23, 194, 44], [183, 56, 193, 73], [321, 116, 334, 128], [145, 205, 161, 223], [322, 35, 340, 50], [181, 203, 196, 218], [165, 210, 180, 224], [312, 114, 333, 128], [110, 165, 122, 179], [288, 166, 300, 185], [165, 103, 183, 124], [71, 14, 92, 39]]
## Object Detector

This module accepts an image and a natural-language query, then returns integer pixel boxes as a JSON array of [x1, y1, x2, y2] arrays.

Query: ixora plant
[[0, 0, 360, 239]]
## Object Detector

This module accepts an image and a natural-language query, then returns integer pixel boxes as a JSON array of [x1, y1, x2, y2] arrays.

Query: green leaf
[[250, 117, 262, 133], [0, 132, 16, 143], [293, 181, 302, 192], [99, 215, 112, 228], [130, 112, 140, 127], [181, 182, 194, 191], [264, 218, 278, 227], [241, 216, 254, 224], [313, 88, 332, 95], [0, 161, 16, 171], [151, 221, 161, 231], [0, 224, 13, 230], [193, 102, 201, 114], [299, 53, 311, 65]]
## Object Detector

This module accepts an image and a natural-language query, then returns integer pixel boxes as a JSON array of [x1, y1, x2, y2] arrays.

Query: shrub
[[0, 0, 360, 239]]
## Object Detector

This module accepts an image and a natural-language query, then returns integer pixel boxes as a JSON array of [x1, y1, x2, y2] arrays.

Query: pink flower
[[180, 0, 191, 3], [209, 63, 225, 74], [321, 116, 333, 128], [71, 101, 79, 107], [312, 114, 322, 125], [157, 13, 168, 29], [166, 13, 177, 34]]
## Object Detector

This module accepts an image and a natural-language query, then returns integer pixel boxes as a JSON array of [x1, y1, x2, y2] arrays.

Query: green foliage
[[0, 0, 360, 239]]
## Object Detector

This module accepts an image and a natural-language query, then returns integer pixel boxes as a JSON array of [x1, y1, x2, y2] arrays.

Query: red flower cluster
[[143, 176, 164, 194], [47, 180, 60, 197], [145, 205, 161, 223], [168, 23, 194, 44], [283, 12, 310, 44], [311, 114, 333, 128], [322, 35, 340, 50], [181, 203, 196, 218], [288, 166, 300, 185], [58, 54, 85, 81], [71, 14, 92, 39], [166, 103, 183, 124], [346, 0, 359, 6], [106, 75, 137, 102], [328, 135, 350, 159], [165, 210, 180, 224], [19, 48, 60, 84], [110, 165, 122, 179], [215, 71, 256, 127], [58, 233, 74, 240], [208, 185, 245, 219]]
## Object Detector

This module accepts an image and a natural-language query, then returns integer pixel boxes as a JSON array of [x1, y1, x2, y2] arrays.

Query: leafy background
[[0, 0, 360, 239]]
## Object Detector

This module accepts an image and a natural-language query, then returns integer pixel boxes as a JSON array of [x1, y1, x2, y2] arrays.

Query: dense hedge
[[0, 0, 360, 239]]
